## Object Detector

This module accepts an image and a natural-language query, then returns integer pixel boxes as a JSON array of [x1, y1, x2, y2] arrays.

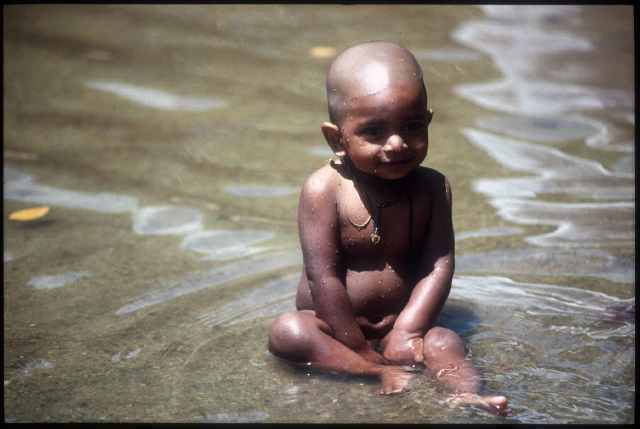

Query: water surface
[[4, 4, 634, 423]]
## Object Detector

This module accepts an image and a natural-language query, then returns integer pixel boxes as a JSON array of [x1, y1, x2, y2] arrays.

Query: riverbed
[[3, 4, 634, 423]]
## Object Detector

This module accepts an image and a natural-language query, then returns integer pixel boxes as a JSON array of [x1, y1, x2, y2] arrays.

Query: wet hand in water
[[381, 329, 424, 365], [355, 314, 397, 338], [354, 342, 388, 365]]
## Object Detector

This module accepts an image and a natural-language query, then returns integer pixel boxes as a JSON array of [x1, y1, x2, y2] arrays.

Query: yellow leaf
[[9, 206, 50, 221], [309, 46, 336, 59]]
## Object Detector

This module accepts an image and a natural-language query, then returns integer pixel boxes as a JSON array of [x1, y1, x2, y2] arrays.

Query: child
[[268, 41, 508, 415]]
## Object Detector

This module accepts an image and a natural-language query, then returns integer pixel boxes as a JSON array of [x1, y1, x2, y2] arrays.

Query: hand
[[354, 341, 389, 365], [381, 329, 424, 365], [355, 314, 397, 338]]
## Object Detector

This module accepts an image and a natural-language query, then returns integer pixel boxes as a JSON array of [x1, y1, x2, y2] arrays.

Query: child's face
[[339, 82, 431, 180]]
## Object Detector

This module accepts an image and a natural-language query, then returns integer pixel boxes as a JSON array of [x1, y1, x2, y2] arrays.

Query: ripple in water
[[474, 114, 600, 144], [17, 359, 55, 377], [479, 5, 582, 21], [451, 275, 630, 322], [413, 47, 483, 62], [4, 166, 138, 214], [457, 248, 633, 284], [27, 271, 92, 289], [455, 226, 524, 241], [223, 184, 297, 198], [197, 272, 298, 328], [85, 81, 225, 112], [464, 128, 634, 201], [181, 229, 275, 261], [488, 198, 633, 247], [115, 249, 300, 315], [133, 206, 204, 236], [203, 410, 269, 423]]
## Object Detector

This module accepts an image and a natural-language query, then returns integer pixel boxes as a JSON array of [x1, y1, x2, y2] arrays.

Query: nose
[[383, 134, 408, 153]]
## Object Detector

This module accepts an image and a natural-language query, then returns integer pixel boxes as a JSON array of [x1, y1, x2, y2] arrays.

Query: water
[[3, 5, 634, 423]]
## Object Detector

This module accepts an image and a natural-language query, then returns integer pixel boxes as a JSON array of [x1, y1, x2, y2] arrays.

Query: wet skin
[[269, 42, 507, 414]]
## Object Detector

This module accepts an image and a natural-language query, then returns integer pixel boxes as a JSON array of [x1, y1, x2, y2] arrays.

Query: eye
[[359, 125, 385, 139], [406, 120, 427, 134]]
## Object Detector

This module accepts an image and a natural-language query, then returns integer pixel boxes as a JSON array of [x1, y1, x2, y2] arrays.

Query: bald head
[[326, 42, 425, 125]]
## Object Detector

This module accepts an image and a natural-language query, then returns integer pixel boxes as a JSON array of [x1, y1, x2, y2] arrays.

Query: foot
[[446, 392, 509, 416], [378, 366, 415, 395]]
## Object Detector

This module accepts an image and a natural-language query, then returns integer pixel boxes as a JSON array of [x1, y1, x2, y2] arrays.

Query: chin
[[377, 165, 417, 180], [377, 170, 412, 181]]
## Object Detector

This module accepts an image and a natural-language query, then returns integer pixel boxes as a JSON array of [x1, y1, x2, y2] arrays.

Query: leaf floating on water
[[309, 46, 337, 59], [9, 206, 50, 221]]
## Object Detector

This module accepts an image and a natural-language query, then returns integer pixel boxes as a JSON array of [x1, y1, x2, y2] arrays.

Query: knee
[[268, 312, 311, 362], [423, 327, 465, 360]]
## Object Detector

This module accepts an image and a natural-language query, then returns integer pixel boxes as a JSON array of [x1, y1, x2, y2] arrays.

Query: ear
[[321, 122, 346, 157]]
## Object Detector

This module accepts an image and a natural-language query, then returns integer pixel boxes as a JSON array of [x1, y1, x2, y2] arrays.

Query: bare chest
[[336, 180, 430, 267]]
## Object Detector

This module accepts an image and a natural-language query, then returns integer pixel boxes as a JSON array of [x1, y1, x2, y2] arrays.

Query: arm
[[298, 170, 382, 360], [383, 174, 455, 364]]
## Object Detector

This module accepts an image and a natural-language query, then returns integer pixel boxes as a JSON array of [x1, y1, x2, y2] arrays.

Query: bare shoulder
[[300, 164, 341, 202]]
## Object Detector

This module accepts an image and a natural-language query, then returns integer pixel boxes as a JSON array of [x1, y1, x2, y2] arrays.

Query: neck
[[346, 159, 415, 196], [346, 159, 414, 205]]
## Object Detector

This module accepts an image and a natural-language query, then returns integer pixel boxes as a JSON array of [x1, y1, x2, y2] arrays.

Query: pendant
[[370, 231, 382, 245]]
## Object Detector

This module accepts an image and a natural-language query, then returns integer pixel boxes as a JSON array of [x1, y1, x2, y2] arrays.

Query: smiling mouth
[[381, 159, 412, 166]]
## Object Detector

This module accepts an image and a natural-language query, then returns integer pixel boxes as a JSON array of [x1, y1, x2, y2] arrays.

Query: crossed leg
[[268, 310, 413, 394], [269, 312, 508, 414], [421, 327, 508, 415]]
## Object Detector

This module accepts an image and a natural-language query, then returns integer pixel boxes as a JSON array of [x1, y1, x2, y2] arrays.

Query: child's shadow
[[436, 302, 481, 339]]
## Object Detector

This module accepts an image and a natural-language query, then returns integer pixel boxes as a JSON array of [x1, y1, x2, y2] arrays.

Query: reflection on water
[[3, 4, 634, 424], [133, 206, 204, 235], [457, 248, 633, 284], [197, 272, 297, 328], [474, 114, 600, 144], [115, 249, 300, 315], [86, 81, 226, 111], [413, 47, 483, 62], [223, 184, 297, 198], [4, 166, 139, 214], [27, 271, 93, 289], [181, 229, 276, 260]]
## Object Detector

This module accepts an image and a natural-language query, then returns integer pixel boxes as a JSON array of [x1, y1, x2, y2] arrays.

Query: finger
[[411, 339, 424, 363]]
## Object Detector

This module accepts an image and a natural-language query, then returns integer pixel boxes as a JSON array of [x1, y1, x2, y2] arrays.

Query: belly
[[295, 263, 412, 322], [345, 264, 411, 321]]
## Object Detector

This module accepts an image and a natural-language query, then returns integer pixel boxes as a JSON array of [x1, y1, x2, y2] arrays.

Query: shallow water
[[3, 4, 634, 423]]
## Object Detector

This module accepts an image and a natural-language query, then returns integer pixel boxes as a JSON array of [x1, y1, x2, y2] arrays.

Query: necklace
[[345, 163, 414, 247], [347, 213, 372, 230]]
